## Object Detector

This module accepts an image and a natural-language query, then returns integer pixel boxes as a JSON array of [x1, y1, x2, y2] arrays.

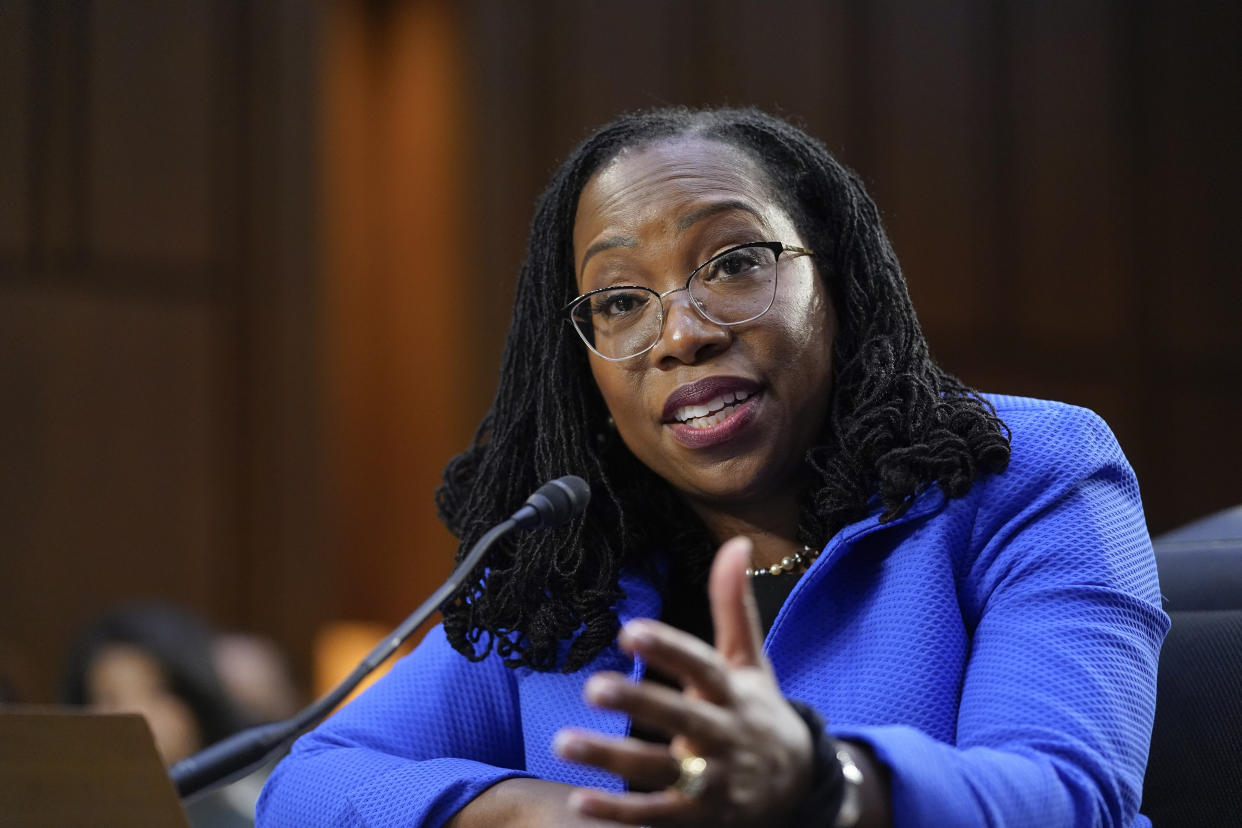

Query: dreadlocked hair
[[435, 107, 1011, 672]]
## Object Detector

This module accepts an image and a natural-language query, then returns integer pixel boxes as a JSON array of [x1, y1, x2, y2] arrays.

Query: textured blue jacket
[[258, 396, 1169, 827]]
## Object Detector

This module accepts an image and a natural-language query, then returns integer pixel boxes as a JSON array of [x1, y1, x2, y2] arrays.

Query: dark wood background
[[2, 0, 1239, 703]]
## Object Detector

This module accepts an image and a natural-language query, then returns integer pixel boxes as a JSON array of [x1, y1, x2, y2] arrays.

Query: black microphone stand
[[170, 517, 517, 799], [170, 474, 589, 799]]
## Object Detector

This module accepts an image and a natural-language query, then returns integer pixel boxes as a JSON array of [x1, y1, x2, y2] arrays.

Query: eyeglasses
[[563, 241, 814, 361]]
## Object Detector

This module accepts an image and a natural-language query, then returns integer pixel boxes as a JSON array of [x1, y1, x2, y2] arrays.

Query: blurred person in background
[[62, 602, 262, 827], [213, 632, 302, 727]]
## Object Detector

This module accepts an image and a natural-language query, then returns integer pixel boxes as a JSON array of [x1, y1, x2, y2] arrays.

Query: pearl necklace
[[746, 545, 821, 578]]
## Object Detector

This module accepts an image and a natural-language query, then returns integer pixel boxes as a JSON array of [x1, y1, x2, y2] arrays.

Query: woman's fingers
[[618, 620, 732, 704], [617, 535, 772, 703], [553, 729, 680, 790], [560, 537, 799, 824], [582, 672, 735, 751], [708, 536, 767, 669], [561, 538, 784, 824]]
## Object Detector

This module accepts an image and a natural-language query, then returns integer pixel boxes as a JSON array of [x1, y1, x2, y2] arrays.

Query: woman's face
[[572, 136, 836, 516], [86, 643, 202, 765]]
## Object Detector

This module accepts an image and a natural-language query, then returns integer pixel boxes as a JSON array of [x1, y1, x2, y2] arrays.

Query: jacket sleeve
[[256, 624, 530, 827], [836, 402, 1170, 827]]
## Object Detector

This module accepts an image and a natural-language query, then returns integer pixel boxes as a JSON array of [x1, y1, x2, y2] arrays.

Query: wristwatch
[[832, 741, 864, 827]]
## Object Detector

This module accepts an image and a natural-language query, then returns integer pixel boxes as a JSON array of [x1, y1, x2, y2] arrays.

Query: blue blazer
[[258, 396, 1168, 827]]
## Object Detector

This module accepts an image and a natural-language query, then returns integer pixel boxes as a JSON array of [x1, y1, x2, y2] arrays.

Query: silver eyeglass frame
[[562, 241, 814, 362]]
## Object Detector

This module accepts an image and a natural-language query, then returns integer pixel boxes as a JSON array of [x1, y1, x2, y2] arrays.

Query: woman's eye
[[592, 290, 648, 319], [702, 247, 769, 282]]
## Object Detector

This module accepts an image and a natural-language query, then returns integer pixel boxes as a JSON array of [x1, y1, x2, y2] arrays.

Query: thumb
[[709, 536, 766, 668]]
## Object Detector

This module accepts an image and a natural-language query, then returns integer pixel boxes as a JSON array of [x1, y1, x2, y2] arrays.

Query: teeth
[[674, 390, 753, 426]]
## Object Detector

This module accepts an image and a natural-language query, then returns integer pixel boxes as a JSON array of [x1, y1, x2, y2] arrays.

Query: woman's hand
[[553, 536, 815, 826]]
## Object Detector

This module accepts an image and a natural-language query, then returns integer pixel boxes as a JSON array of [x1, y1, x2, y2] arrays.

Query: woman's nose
[[649, 290, 731, 366]]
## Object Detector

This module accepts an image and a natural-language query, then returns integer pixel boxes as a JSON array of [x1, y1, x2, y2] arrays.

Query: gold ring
[[670, 754, 708, 799]]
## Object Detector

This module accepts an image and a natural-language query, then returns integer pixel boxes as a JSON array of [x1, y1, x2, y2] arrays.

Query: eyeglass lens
[[571, 244, 781, 360]]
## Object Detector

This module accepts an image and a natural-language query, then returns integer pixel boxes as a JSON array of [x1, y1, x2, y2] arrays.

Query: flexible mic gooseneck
[[169, 475, 590, 800]]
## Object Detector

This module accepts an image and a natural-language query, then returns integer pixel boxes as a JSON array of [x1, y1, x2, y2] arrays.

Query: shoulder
[[962, 394, 1149, 566], [983, 392, 1115, 439], [943, 394, 1146, 559], [979, 393, 1132, 488], [942, 395, 1162, 615]]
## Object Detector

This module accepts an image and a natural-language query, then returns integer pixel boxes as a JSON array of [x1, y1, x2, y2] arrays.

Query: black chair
[[1141, 506, 1242, 826]]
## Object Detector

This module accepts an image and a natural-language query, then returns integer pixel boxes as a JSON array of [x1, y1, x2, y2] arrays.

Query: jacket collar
[[614, 483, 949, 661]]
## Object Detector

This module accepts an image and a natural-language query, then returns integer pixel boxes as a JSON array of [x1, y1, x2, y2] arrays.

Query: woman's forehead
[[573, 137, 781, 263], [597, 134, 764, 187]]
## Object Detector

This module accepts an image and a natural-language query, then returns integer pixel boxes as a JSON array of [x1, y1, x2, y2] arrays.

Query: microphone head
[[511, 475, 591, 530]]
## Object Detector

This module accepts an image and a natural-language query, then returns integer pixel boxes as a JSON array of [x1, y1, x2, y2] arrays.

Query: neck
[[685, 492, 806, 571]]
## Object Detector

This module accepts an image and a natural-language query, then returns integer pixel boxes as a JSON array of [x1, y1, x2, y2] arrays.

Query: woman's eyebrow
[[580, 236, 636, 273], [676, 200, 763, 230], [579, 201, 762, 273]]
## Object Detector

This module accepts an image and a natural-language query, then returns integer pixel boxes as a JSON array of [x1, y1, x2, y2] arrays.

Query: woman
[[258, 108, 1168, 826], [63, 602, 256, 827]]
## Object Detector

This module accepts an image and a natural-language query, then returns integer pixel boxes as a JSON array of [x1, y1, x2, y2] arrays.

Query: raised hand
[[553, 536, 814, 826]]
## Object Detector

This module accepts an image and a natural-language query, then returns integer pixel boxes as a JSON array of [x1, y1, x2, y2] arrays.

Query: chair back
[[1140, 506, 1242, 825]]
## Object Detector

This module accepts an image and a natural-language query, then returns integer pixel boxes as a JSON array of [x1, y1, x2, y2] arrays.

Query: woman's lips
[[661, 376, 761, 422], [662, 376, 763, 449], [670, 388, 756, 426]]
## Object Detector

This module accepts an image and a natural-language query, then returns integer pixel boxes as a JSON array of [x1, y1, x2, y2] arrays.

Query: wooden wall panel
[[706, 0, 853, 130], [1142, 2, 1242, 357], [87, 0, 214, 265], [0, 1, 324, 703], [25, 2, 88, 258], [459, 1, 541, 397], [1131, 1, 1242, 529], [865, 0, 994, 335], [226, 0, 327, 675], [549, 0, 694, 127], [1009, 1, 1130, 346], [1158, 389, 1242, 531], [0, 0, 232, 701], [0, 1, 31, 250], [0, 286, 222, 699], [320, 0, 470, 626]]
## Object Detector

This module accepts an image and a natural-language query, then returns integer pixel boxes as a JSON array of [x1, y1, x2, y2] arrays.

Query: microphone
[[170, 475, 590, 799], [510, 475, 591, 529]]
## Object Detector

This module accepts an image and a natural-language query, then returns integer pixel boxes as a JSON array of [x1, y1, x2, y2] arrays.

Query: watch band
[[786, 701, 847, 825]]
